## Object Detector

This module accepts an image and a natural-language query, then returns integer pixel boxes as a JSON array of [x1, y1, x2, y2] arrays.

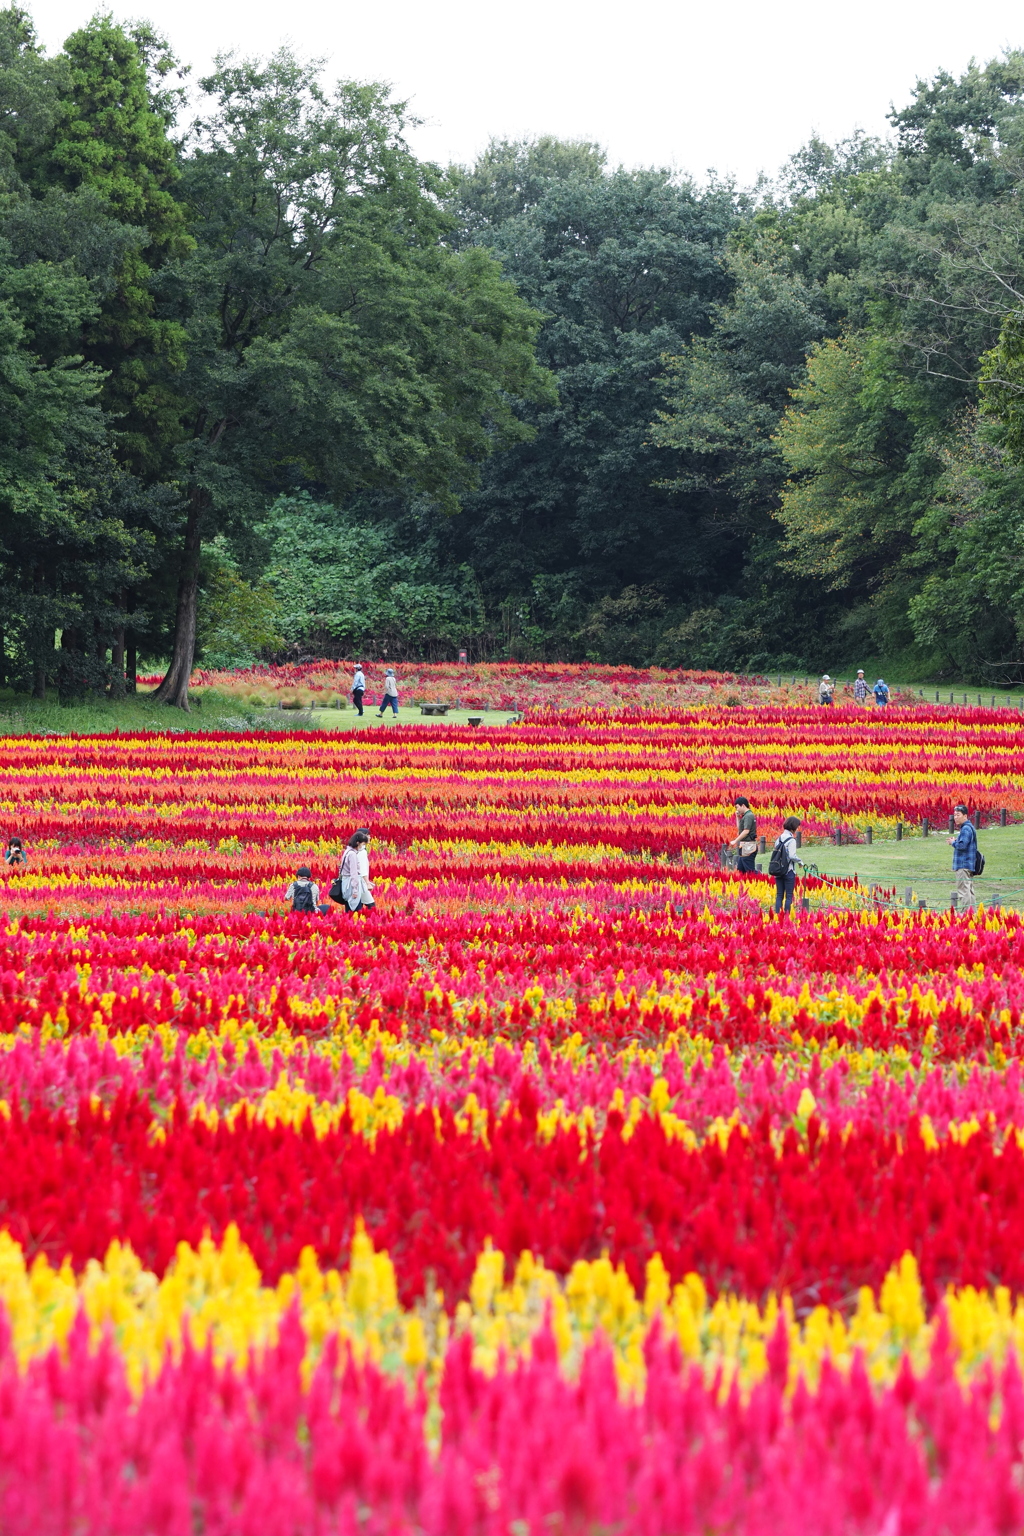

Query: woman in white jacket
[[338, 829, 375, 914]]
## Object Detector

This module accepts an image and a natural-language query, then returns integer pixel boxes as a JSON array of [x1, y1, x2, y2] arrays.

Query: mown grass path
[[806, 822, 1024, 910]]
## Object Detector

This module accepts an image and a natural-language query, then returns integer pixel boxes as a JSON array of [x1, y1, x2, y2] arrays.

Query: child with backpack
[[285, 866, 329, 915], [768, 817, 803, 914]]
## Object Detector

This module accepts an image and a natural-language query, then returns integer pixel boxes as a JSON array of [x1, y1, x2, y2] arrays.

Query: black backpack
[[292, 881, 316, 913], [768, 836, 790, 878], [974, 847, 986, 877]]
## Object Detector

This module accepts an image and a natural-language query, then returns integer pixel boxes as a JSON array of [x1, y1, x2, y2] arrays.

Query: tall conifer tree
[[51, 15, 191, 472]]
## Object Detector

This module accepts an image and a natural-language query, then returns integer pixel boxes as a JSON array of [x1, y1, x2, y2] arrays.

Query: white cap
[[822, 675, 831, 681]]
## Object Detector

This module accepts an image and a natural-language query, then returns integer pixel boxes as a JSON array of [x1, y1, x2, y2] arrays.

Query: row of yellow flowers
[[0, 1222, 1012, 1403]]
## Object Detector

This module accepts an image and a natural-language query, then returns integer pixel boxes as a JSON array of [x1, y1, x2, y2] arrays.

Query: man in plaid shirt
[[948, 804, 978, 913]]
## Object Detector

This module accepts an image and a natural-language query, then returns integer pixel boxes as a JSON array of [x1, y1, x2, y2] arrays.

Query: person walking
[[4, 836, 26, 867], [337, 829, 375, 914], [873, 678, 890, 708], [377, 669, 399, 718], [768, 816, 803, 914], [853, 670, 869, 703], [948, 804, 978, 914], [728, 796, 758, 873], [351, 664, 366, 717], [285, 865, 328, 915], [818, 675, 835, 705]]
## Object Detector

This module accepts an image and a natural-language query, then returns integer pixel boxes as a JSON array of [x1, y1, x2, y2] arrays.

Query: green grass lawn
[[306, 706, 518, 731], [0, 690, 276, 734], [804, 823, 1024, 910], [0, 690, 522, 735]]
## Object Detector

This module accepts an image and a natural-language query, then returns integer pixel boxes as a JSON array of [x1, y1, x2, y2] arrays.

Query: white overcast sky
[[31, 0, 1024, 186]]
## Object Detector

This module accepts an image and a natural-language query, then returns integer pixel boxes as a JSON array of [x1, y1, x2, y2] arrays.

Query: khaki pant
[[955, 867, 975, 913]]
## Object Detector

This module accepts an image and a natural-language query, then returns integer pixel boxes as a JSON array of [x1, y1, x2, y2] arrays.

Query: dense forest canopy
[[5, 9, 1024, 699]]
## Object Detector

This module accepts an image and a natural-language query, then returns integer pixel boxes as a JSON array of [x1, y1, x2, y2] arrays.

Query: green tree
[[449, 134, 606, 239], [649, 53, 1024, 673], [0, 6, 60, 196], [776, 337, 935, 570], [654, 239, 827, 514], [650, 235, 830, 668], [0, 13, 205, 698], [774, 334, 944, 657], [151, 49, 552, 709], [49, 14, 191, 471], [0, 240, 156, 699], [907, 413, 1024, 679], [196, 554, 283, 671], [982, 300, 1024, 450], [258, 493, 486, 657], [889, 52, 1024, 197], [438, 158, 740, 656], [871, 58, 1024, 407]]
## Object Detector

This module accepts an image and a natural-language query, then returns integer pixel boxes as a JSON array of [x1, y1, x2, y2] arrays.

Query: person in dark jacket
[[948, 805, 978, 913], [351, 665, 366, 717], [772, 816, 803, 914]]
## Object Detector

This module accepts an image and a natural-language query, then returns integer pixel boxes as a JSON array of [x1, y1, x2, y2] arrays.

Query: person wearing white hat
[[351, 663, 366, 716], [853, 670, 869, 703], [817, 674, 835, 705]]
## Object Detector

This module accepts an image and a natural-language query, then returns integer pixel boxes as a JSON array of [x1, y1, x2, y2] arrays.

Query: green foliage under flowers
[[197, 562, 284, 672], [256, 494, 486, 658]]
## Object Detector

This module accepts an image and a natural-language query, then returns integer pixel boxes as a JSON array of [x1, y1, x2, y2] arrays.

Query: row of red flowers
[[1, 904, 1020, 1057], [1, 708, 1021, 856], [3, 1089, 1023, 1306]]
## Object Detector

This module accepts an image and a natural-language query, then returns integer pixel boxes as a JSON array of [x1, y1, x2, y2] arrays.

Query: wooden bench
[[419, 704, 450, 716]]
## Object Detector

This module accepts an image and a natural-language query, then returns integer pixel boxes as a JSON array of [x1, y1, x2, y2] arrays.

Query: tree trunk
[[124, 588, 138, 692], [109, 592, 127, 699], [153, 491, 204, 711], [58, 627, 83, 706], [31, 566, 48, 700], [109, 627, 126, 698]]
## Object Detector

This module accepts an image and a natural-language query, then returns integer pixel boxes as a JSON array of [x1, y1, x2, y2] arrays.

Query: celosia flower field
[[185, 658, 771, 712], [4, 696, 1024, 1531]]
